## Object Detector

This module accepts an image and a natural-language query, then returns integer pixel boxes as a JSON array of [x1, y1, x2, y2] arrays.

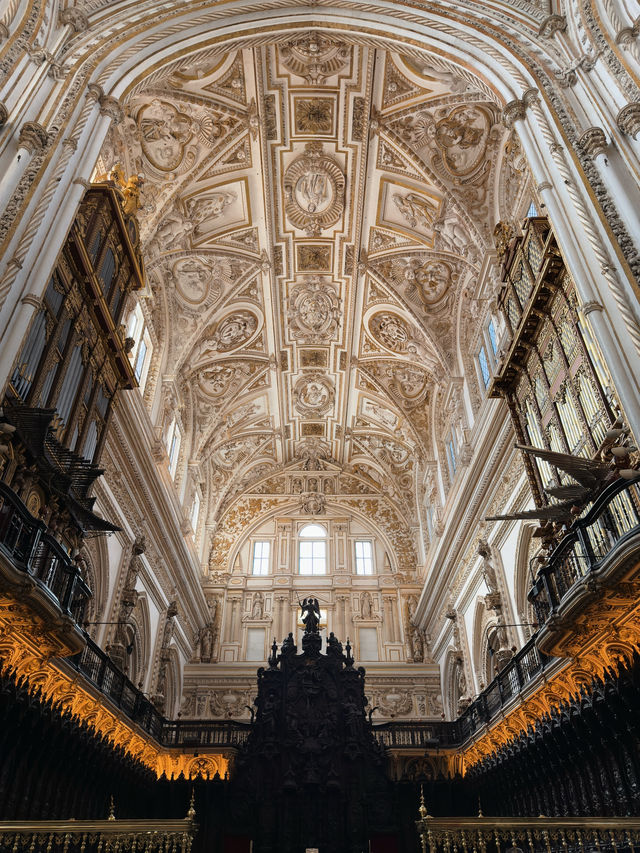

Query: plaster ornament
[[369, 312, 426, 358], [197, 363, 246, 397], [283, 143, 345, 236], [149, 206, 194, 253], [362, 400, 398, 429], [137, 100, 194, 171], [194, 311, 258, 361], [431, 106, 491, 178], [293, 373, 335, 416], [288, 277, 340, 342], [418, 61, 471, 94], [300, 491, 326, 515], [387, 364, 429, 402], [279, 35, 350, 85], [393, 191, 438, 232], [403, 258, 451, 306], [295, 437, 332, 470], [173, 257, 214, 304], [433, 215, 471, 253], [188, 191, 238, 235]]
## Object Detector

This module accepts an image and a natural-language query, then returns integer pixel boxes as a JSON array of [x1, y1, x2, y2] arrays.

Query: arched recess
[[164, 646, 182, 719], [513, 522, 538, 639], [79, 535, 110, 635], [128, 593, 151, 689], [443, 647, 463, 721], [471, 596, 502, 689]]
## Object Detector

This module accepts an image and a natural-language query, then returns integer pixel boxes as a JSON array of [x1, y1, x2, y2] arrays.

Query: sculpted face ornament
[[289, 277, 340, 343], [293, 373, 335, 416], [404, 258, 452, 306], [284, 143, 345, 236]]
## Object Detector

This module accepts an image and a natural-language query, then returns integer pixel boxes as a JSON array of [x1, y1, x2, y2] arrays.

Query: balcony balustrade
[[528, 477, 640, 647], [0, 480, 91, 625]]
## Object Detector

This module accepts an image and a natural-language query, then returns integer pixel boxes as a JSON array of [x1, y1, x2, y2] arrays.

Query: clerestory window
[[252, 541, 271, 576], [298, 523, 327, 575]]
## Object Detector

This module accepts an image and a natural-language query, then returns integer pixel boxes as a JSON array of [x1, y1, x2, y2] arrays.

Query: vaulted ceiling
[[100, 36, 528, 557]]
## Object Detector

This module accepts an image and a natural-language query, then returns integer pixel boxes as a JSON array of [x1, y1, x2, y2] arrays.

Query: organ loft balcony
[[0, 177, 144, 659], [486, 215, 640, 661]]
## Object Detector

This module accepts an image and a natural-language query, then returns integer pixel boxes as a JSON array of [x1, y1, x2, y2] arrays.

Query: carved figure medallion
[[137, 100, 193, 172], [289, 277, 340, 343], [293, 373, 335, 416], [284, 143, 345, 236], [403, 258, 452, 306]]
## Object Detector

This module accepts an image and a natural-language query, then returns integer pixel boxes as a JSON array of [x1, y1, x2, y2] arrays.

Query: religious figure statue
[[301, 597, 321, 633], [252, 591, 264, 618]]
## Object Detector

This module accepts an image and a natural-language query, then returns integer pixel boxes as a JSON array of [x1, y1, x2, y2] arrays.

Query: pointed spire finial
[[418, 785, 430, 819], [187, 788, 196, 820], [108, 795, 115, 821]]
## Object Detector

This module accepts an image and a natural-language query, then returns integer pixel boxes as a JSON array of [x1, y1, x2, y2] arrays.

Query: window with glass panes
[[354, 540, 374, 575], [299, 524, 327, 575], [252, 541, 271, 575]]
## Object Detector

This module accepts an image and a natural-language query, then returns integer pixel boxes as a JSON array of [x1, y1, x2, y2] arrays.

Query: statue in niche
[[361, 591, 373, 620], [252, 591, 264, 618], [292, 477, 303, 494], [199, 623, 215, 662], [478, 538, 499, 596]]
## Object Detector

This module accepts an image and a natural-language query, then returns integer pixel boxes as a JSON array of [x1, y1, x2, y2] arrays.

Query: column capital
[[617, 103, 640, 139], [501, 88, 538, 129], [579, 126, 609, 159]]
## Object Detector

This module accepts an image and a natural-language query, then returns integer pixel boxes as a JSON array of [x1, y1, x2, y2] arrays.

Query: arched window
[[298, 523, 327, 575]]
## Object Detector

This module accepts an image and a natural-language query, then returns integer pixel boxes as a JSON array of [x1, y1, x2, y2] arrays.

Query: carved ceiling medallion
[[284, 143, 345, 236], [293, 373, 335, 416], [136, 99, 194, 172], [369, 312, 411, 353], [279, 36, 351, 85], [172, 256, 225, 305], [194, 311, 259, 362], [289, 277, 340, 343]]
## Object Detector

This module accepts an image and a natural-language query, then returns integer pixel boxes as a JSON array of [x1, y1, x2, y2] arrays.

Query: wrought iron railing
[[528, 477, 640, 625], [416, 814, 640, 852], [373, 720, 461, 749], [162, 719, 251, 749], [456, 638, 549, 742], [71, 636, 165, 740], [68, 627, 552, 750], [0, 480, 91, 623]]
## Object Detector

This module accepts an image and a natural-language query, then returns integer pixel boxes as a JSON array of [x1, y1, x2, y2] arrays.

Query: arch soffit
[[59, 5, 557, 107]]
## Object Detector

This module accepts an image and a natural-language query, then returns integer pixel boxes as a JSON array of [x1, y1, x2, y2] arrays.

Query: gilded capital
[[579, 126, 608, 158], [18, 121, 50, 153], [616, 103, 640, 139]]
